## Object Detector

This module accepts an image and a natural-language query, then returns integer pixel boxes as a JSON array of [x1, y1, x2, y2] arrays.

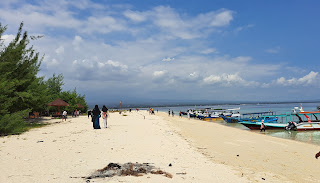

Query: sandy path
[[160, 112, 320, 183], [0, 111, 247, 183]]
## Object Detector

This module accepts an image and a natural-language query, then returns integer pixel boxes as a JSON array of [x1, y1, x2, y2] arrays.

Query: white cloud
[[106, 60, 128, 71], [298, 71, 318, 84], [265, 46, 280, 54], [46, 58, 59, 67], [1, 34, 15, 46], [200, 48, 218, 54], [55, 46, 64, 55], [234, 24, 254, 33], [153, 70, 166, 77], [204, 73, 244, 84], [82, 16, 126, 34], [232, 56, 252, 62], [162, 57, 175, 62], [209, 10, 234, 27], [275, 71, 318, 86], [72, 35, 83, 46], [123, 10, 147, 22]]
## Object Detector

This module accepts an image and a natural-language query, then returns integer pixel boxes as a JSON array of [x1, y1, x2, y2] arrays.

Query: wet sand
[[0, 111, 247, 183]]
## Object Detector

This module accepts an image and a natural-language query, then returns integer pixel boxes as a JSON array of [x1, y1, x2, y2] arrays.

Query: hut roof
[[77, 103, 84, 108], [48, 98, 70, 106]]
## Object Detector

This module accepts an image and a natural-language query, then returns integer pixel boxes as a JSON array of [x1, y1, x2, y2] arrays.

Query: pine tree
[[0, 22, 47, 135]]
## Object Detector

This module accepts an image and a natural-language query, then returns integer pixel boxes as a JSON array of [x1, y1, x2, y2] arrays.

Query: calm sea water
[[153, 102, 320, 146]]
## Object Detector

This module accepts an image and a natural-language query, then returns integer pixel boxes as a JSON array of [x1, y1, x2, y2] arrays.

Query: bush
[[0, 110, 28, 136]]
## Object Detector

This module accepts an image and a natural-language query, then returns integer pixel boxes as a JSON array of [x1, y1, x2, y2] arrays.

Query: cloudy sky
[[1, 0, 319, 105]]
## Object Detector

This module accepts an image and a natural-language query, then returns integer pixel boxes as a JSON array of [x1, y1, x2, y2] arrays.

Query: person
[[187, 112, 190, 120], [88, 110, 92, 118], [168, 109, 171, 116], [179, 111, 182, 118], [172, 111, 174, 117], [102, 105, 109, 128], [62, 110, 67, 121], [260, 119, 266, 132], [92, 105, 101, 129]]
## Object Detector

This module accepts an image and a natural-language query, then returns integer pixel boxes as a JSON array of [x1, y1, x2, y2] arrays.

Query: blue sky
[[1, 0, 319, 105]]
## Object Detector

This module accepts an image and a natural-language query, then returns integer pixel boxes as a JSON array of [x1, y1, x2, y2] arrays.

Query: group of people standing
[[90, 105, 109, 129]]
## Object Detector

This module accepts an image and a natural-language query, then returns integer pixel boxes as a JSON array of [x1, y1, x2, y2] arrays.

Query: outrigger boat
[[203, 107, 240, 122], [239, 106, 320, 131], [183, 107, 240, 122], [222, 111, 276, 123]]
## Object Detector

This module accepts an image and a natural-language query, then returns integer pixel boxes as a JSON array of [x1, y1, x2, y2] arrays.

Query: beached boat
[[223, 111, 276, 123], [203, 107, 240, 122], [240, 107, 320, 131], [239, 120, 287, 130]]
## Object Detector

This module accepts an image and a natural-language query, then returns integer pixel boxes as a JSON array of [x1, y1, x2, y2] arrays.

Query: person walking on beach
[[62, 110, 67, 121], [172, 111, 174, 117], [168, 109, 171, 116], [179, 111, 182, 118], [260, 119, 266, 132], [102, 105, 109, 128], [92, 105, 101, 129]]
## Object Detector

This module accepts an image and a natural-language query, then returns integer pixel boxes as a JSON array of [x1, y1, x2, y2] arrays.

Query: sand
[[0, 111, 319, 182]]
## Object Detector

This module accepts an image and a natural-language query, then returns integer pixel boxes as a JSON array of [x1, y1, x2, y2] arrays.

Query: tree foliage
[[0, 22, 88, 135], [0, 22, 46, 115]]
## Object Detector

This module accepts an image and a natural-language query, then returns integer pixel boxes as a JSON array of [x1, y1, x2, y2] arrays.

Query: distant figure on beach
[[260, 120, 266, 132], [102, 105, 109, 128], [62, 110, 67, 121], [88, 110, 92, 118], [187, 112, 190, 120], [172, 111, 174, 117], [179, 111, 182, 118], [168, 109, 171, 116], [92, 105, 101, 129]]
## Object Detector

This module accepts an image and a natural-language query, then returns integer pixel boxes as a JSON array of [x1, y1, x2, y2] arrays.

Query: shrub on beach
[[0, 111, 28, 136]]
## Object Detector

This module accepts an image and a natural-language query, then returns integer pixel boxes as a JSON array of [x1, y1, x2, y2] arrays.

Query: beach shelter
[[48, 98, 69, 114], [77, 103, 84, 109]]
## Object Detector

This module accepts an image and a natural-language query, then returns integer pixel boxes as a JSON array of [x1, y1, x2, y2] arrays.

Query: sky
[[1, 0, 320, 105]]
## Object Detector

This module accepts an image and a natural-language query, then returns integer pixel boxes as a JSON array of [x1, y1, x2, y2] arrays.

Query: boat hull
[[203, 117, 223, 122], [296, 122, 320, 131], [240, 122, 287, 130]]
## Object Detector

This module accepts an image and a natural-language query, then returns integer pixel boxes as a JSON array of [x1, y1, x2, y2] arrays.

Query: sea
[[149, 102, 320, 146]]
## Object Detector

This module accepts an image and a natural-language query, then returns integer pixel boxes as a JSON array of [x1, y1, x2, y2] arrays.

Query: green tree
[[46, 73, 64, 101], [59, 88, 88, 113], [0, 22, 47, 135], [0, 22, 45, 114]]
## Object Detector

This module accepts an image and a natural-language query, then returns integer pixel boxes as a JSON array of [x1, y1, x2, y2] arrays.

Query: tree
[[0, 22, 46, 135], [59, 88, 88, 113], [0, 22, 46, 114], [46, 73, 64, 101]]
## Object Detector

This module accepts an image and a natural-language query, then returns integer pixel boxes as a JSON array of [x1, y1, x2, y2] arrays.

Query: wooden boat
[[239, 107, 320, 131], [223, 111, 276, 123]]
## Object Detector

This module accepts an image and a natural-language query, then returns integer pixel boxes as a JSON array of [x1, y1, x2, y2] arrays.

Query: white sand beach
[[0, 111, 319, 182]]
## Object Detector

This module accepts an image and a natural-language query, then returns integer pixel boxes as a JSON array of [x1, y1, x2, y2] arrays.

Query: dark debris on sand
[[86, 162, 173, 179]]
